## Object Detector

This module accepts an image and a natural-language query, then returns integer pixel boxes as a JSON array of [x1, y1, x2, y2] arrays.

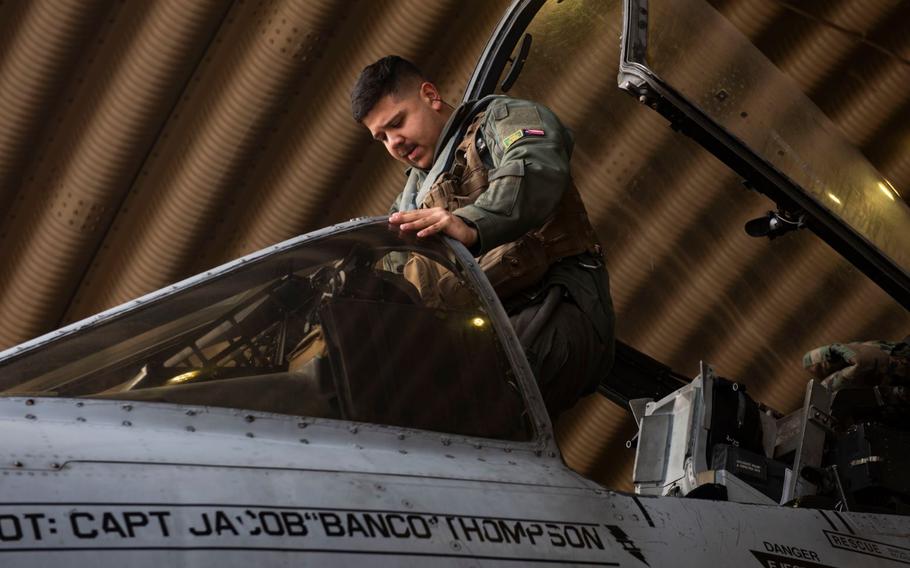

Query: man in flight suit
[[351, 55, 614, 419]]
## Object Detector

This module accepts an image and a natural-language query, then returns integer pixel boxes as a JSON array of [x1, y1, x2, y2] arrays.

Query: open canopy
[[616, 0, 909, 306]]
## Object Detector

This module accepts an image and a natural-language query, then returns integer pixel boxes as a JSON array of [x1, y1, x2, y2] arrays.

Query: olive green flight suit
[[392, 96, 615, 419]]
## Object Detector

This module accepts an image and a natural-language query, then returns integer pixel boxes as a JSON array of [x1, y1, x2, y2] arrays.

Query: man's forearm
[[389, 208, 478, 248]]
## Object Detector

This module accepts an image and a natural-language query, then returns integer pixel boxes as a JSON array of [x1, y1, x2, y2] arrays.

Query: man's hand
[[389, 208, 478, 248]]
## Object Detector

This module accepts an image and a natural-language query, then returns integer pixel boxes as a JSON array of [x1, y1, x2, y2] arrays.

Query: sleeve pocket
[[482, 160, 525, 216], [488, 160, 524, 182]]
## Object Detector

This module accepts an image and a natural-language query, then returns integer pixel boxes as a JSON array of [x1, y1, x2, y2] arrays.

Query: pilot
[[350, 55, 614, 420]]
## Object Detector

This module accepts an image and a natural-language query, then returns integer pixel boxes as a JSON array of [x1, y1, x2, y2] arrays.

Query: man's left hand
[[389, 208, 478, 248]]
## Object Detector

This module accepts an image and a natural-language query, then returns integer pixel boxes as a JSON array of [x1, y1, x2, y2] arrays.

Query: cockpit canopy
[[0, 221, 533, 441]]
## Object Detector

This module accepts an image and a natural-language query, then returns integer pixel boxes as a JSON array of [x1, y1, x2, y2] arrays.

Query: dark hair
[[351, 55, 426, 123]]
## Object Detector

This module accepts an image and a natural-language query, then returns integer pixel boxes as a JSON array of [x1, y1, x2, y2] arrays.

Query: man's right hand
[[390, 208, 478, 248]]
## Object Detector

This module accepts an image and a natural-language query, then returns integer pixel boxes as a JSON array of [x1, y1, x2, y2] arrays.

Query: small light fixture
[[166, 369, 203, 385]]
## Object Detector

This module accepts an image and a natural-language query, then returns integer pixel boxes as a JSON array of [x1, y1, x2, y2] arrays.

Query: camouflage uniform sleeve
[[803, 340, 910, 391], [453, 98, 572, 255]]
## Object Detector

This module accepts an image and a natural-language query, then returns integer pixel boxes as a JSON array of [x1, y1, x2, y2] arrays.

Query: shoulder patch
[[502, 128, 546, 149], [495, 105, 543, 138]]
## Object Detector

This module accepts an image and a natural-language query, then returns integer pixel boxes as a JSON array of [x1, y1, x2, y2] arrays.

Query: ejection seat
[[631, 359, 910, 514]]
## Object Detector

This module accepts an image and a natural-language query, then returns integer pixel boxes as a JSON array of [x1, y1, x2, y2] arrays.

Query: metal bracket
[[807, 404, 835, 432], [781, 380, 832, 504], [629, 397, 652, 426]]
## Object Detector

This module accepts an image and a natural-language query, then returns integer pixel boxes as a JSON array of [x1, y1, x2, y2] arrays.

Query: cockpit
[[0, 221, 533, 442]]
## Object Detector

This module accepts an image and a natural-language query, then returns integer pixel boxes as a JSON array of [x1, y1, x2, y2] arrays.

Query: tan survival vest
[[408, 111, 602, 303]]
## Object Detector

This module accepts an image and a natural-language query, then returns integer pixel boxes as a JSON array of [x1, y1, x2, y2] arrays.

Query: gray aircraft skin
[[1, 0, 909, 566]]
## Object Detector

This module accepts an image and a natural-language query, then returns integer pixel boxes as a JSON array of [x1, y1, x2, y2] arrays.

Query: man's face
[[362, 82, 450, 170]]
